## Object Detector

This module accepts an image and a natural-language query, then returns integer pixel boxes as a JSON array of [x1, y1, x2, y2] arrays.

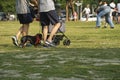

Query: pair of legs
[[40, 10, 60, 45], [16, 13, 33, 41], [96, 8, 114, 28], [16, 24, 30, 40], [102, 15, 112, 28], [12, 13, 33, 46], [85, 14, 89, 22], [43, 23, 60, 43], [117, 13, 120, 23], [102, 10, 115, 28]]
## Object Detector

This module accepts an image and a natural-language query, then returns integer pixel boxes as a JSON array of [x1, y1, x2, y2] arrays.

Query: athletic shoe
[[11, 36, 19, 46], [42, 44, 50, 48], [45, 41, 55, 47]]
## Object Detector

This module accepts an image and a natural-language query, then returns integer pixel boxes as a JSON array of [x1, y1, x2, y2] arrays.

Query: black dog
[[20, 33, 42, 48]]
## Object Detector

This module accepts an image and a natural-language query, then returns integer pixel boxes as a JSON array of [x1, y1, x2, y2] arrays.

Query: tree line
[[0, 0, 118, 15], [0, 0, 15, 13]]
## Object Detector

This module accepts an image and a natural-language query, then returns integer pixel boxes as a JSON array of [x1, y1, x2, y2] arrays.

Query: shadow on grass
[[0, 44, 120, 80]]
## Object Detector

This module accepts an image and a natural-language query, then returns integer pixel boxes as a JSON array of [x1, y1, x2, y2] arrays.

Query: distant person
[[109, 0, 116, 21], [83, 4, 91, 22], [117, 0, 120, 23], [102, 1, 115, 28], [96, 5, 114, 29], [97, 1, 115, 28], [38, 0, 60, 47], [73, 11, 78, 21], [103, 1, 108, 6], [12, 0, 37, 46], [102, 1, 108, 28], [95, 0, 102, 13]]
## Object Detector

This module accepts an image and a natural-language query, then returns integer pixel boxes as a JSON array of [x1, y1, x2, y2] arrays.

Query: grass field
[[0, 20, 120, 80]]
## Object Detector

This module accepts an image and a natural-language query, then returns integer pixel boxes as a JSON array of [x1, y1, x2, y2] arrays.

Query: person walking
[[83, 4, 91, 22], [12, 0, 37, 46], [38, 0, 60, 47], [102, 1, 116, 28], [96, 4, 114, 29]]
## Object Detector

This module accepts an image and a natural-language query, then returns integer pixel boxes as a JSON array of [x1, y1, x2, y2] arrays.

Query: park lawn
[[0, 21, 120, 80]]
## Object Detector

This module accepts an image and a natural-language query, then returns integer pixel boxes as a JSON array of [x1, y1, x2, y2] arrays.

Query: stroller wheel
[[53, 39, 60, 46], [63, 39, 71, 46]]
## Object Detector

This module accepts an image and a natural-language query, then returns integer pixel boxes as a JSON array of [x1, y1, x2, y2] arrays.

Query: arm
[[37, 0, 40, 13], [30, 0, 38, 7]]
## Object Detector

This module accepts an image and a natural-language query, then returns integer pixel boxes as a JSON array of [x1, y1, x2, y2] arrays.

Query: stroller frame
[[47, 19, 71, 46]]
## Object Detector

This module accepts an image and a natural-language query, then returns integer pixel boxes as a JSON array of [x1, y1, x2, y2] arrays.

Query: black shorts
[[17, 13, 33, 24], [118, 13, 120, 16], [40, 10, 59, 27], [112, 11, 116, 16]]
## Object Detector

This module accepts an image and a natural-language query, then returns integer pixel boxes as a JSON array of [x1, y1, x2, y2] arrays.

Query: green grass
[[0, 21, 120, 80]]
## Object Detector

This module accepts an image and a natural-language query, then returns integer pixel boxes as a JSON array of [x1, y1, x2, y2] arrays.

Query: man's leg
[[43, 26, 48, 43], [12, 26, 23, 46], [22, 24, 30, 36], [96, 15, 101, 27], [105, 13, 114, 28], [47, 22, 60, 42], [118, 14, 120, 23], [96, 10, 107, 27], [16, 25, 23, 40]]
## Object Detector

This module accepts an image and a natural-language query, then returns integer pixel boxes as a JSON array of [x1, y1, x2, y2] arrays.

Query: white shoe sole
[[12, 36, 19, 46]]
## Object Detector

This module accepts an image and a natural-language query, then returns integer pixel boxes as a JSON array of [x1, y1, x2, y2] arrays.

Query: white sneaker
[[12, 36, 19, 46], [45, 41, 55, 47]]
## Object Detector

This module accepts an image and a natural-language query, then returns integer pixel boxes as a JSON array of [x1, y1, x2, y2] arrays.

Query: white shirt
[[83, 8, 90, 14], [117, 3, 120, 13]]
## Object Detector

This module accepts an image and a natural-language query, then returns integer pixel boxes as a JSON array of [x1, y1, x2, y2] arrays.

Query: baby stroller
[[47, 18, 71, 46]]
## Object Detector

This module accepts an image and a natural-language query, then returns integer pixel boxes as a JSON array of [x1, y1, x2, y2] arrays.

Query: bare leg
[[16, 25, 23, 40], [47, 23, 60, 42], [22, 24, 29, 36], [86, 14, 88, 22], [118, 16, 120, 23], [12, 25, 24, 46], [15, 24, 29, 41], [43, 26, 48, 43]]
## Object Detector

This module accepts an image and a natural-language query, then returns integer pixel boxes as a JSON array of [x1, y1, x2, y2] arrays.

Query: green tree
[[0, 0, 118, 14], [0, 0, 15, 13]]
